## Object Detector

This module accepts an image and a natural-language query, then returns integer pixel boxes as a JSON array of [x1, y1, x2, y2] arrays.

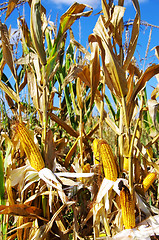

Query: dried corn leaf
[[89, 34, 100, 109], [5, 93, 16, 114], [27, 69, 42, 121], [0, 204, 42, 218], [94, 16, 128, 98], [123, 12, 140, 70], [0, 80, 20, 103], [15, 52, 36, 65], [69, 28, 90, 57], [129, 64, 159, 104], [132, 0, 140, 15], [19, 72, 27, 92], [56, 172, 94, 178], [59, 2, 92, 34], [0, 22, 17, 79], [147, 99, 159, 131], [5, 0, 19, 20], [65, 136, 79, 168], [111, 6, 125, 29], [7, 222, 33, 236], [62, 64, 83, 88], [48, 112, 79, 138], [154, 45, 159, 60], [101, 0, 109, 20], [30, 0, 46, 65], [77, 65, 91, 87], [151, 83, 159, 100], [18, 17, 33, 52]]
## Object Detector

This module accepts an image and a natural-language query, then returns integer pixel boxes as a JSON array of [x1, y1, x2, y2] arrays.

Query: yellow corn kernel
[[119, 181, 135, 229], [123, 157, 129, 172], [142, 172, 157, 192], [99, 140, 117, 181], [92, 139, 100, 164], [15, 122, 45, 171], [83, 163, 91, 173]]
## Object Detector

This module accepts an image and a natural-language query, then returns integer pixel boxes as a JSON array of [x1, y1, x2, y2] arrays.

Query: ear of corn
[[142, 172, 157, 192], [123, 157, 129, 172], [99, 140, 117, 181], [92, 139, 100, 164], [15, 122, 45, 171], [119, 181, 135, 229]]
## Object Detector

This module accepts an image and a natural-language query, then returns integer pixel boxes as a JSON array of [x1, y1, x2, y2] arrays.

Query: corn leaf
[[0, 204, 42, 218], [5, 0, 19, 20], [89, 34, 100, 109], [129, 64, 159, 104], [69, 28, 90, 57], [18, 18, 32, 54], [104, 94, 116, 121], [101, 0, 109, 20], [30, 0, 46, 65], [0, 80, 20, 103], [65, 137, 79, 168], [147, 99, 159, 131], [131, 0, 140, 15], [123, 12, 140, 70], [154, 46, 159, 60], [50, 2, 92, 58], [0, 22, 17, 79], [48, 112, 79, 138], [94, 16, 128, 98], [59, 2, 92, 34]]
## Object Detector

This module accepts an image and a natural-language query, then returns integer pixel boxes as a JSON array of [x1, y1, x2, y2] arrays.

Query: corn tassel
[[99, 140, 117, 181], [142, 172, 157, 192], [93, 139, 100, 164], [15, 122, 45, 171], [119, 181, 135, 229]]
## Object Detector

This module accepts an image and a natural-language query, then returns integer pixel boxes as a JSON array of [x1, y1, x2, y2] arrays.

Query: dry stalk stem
[[42, 65, 47, 153]]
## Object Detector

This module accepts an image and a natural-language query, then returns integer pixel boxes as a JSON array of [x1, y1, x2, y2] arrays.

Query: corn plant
[[0, 0, 159, 239]]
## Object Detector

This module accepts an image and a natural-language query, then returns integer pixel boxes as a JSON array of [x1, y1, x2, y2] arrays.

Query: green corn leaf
[[105, 94, 116, 121]]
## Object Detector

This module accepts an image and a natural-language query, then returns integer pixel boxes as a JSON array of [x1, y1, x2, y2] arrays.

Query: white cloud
[[114, 0, 148, 5], [48, 0, 100, 9], [48, 0, 148, 10]]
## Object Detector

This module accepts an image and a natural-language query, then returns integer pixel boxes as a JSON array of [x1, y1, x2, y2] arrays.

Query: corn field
[[0, 0, 159, 239]]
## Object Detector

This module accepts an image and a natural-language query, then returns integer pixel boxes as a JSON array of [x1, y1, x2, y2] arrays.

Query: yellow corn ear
[[15, 122, 45, 171], [83, 163, 91, 173], [99, 140, 117, 181], [92, 139, 100, 164], [142, 172, 157, 192], [119, 181, 135, 229]]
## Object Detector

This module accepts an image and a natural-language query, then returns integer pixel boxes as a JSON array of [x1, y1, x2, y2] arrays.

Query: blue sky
[[1, 0, 159, 100]]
